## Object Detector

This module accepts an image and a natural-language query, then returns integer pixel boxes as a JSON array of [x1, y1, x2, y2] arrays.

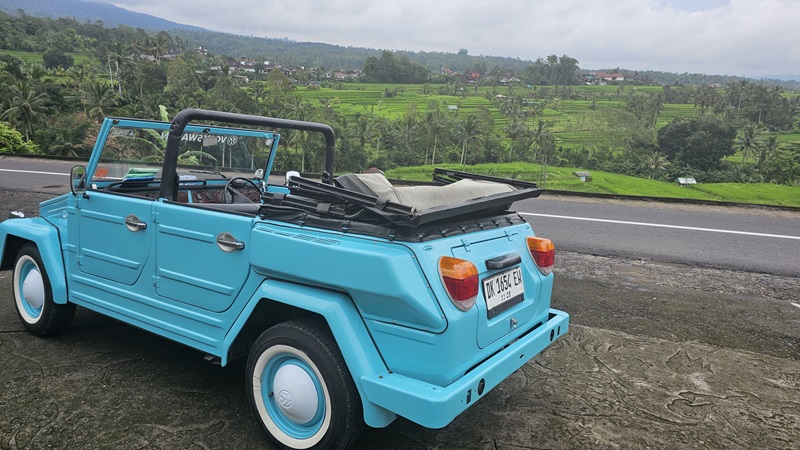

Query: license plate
[[483, 267, 524, 313]]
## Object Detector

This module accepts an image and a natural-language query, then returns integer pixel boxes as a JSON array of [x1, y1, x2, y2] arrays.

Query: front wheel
[[246, 319, 364, 450], [12, 244, 76, 335]]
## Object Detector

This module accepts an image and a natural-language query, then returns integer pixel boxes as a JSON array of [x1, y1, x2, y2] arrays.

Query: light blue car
[[0, 109, 568, 450]]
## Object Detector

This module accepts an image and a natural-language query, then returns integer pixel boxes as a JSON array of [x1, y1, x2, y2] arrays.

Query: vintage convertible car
[[0, 109, 568, 450]]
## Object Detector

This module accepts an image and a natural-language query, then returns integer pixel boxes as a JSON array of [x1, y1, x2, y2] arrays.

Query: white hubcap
[[23, 266, 45, 310], [272, 363, 319, 424]]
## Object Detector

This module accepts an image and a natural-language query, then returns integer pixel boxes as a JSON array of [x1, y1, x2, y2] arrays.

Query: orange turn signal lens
[[527, 236, 555, 276], [438, 256, 479, 311]]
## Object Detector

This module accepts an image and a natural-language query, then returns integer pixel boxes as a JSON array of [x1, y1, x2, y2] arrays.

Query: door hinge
[[152, 275, 159, 287]]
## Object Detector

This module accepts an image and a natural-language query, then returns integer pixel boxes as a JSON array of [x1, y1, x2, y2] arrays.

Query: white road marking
[[520, 212, 800, 241], [0, 168, 69, 177], [792, 302, 800, 310]]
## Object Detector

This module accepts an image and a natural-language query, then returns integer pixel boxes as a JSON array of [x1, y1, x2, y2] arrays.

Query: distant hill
[[4, 0, 798, 89], [762, 74, 800, 82], [0, 0, 206, 32]]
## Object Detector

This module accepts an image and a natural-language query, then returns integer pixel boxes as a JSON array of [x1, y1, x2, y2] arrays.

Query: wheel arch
[[1, 218, 68, 304], [224, 278, 397, 428]]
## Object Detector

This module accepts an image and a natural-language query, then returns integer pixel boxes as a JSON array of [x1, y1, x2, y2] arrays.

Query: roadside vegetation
[[387, 163, 800, 207], [0, 11, 798, 207]]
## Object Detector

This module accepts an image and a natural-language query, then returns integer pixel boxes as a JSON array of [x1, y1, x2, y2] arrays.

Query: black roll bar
[[159, 108, 336, 200]]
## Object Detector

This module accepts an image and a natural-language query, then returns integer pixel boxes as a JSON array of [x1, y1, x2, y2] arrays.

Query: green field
[[296, 83, 710, 151], [0, 50, 96, 66], [386, 163, 800, 207]]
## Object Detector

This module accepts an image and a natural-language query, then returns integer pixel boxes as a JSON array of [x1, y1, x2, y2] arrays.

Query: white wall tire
[[246, 319, 364, 450], [12, 244, 75, 335]]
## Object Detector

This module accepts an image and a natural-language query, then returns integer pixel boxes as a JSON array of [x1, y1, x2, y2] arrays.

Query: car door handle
[[216, 232, 245, 252], [124, 215, 147, 231]]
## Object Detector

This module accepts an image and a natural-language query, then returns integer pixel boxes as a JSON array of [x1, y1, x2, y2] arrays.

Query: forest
[[1, 11, 799, 186]]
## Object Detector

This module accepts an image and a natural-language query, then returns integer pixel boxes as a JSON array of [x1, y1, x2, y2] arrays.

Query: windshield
[[93, 123, 276, 182]]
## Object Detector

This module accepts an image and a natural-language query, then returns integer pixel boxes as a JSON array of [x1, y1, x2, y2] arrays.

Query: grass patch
[[386, 163, 800, 207]]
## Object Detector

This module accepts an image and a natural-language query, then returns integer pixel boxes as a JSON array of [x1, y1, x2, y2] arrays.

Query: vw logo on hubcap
[[278, 389, 293, 409]]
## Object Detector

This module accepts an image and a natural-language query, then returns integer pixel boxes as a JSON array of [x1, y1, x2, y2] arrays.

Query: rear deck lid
[[451, 229, 551, 348]]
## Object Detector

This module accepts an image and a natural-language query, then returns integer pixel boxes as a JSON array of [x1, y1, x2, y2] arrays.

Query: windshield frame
[[86, 117, 281, 188]]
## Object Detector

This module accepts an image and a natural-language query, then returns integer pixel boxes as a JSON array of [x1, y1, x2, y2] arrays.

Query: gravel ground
[[556, 250, 800, 302]]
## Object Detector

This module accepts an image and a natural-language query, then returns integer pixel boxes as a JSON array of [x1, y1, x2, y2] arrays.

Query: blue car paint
[[248, 223, 447, 332], [230, 279, 397, 428], [0, 217, 68, 304], [360, 309, 569, 429]]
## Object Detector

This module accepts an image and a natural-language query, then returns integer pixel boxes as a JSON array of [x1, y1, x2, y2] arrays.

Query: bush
[[0, 123, 40, 154]]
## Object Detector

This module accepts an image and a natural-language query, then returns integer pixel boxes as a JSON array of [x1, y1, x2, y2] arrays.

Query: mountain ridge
[[2, 0, 797, 85], [0, 0, 207, 32]]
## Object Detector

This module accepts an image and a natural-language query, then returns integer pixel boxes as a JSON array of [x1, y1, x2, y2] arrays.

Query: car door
[[73, 191, 155, 286], [153, 201, 253, 313]]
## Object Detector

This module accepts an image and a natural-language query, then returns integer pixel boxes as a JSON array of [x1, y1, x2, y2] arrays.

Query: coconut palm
[[82, 80, 118, 122], [650, 92, 665, 129], [1, 81, 50, 141], [693, 85, 719, 116], [737, 123, 764, 166], [757, 136, 778, 171], [504, 117, 529, 161], [457, 114, 484, 165], [354, 115, 373, 152], [646, 152, 671, 180], [425, 102, 448, 165]]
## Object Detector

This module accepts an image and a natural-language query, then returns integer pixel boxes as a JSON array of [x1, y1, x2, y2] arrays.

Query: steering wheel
[[223, 177, 262, 204]]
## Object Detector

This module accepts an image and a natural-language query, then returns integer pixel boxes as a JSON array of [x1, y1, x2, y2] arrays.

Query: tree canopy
[[657, 116, 737, 172], [362, 51, 429, 83]]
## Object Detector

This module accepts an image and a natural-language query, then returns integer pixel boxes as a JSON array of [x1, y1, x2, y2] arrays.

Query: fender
[[224, 278, 397, 428], [0, 218, 68, 304]]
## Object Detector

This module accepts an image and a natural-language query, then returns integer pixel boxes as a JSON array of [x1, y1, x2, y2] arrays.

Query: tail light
[[527, 236, 555, 276], [438, 256, 479, 311]]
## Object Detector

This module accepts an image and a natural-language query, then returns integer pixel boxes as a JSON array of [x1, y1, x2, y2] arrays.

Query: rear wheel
[[12, 244, 76, 335], [246, 318, 364, 450]]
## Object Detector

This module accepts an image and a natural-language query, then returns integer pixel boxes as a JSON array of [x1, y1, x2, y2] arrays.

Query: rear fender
[[0, 218, 68, 304], [224, 278, 397, 428]]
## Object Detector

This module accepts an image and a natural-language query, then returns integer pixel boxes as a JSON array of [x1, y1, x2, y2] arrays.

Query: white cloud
[[101, 0, 800, 76]]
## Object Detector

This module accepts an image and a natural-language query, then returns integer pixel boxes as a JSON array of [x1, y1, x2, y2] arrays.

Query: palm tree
[[646, 152, 671, 179], [757, 136, 778, 171], [457, 114, 483, 165], [1, 81, 50, 141], [399, 113, 419, 151], [82, 80, 118, 122], [650, 92, 665, 129], [354, 115, 373, 152], [530, 120, 552, 163], [737, 123, 764, 166], [66, 64, 91, 91], [693, 85, 719, 116], [425, 103, 448, 165], [107, 41, 133, 94], [504, 117, 528, 161]]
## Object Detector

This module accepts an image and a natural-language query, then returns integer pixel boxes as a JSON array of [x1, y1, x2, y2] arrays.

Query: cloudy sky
[[97, 0, 798, 77]]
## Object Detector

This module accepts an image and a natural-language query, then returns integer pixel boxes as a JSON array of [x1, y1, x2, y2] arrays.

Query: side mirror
[[254, 169, 264, 179], [70, 165, 87, 195]]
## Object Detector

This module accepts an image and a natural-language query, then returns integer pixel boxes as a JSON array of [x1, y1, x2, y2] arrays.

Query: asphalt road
[[518, 195, 800, 277], [2, 155, 799, 276]]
